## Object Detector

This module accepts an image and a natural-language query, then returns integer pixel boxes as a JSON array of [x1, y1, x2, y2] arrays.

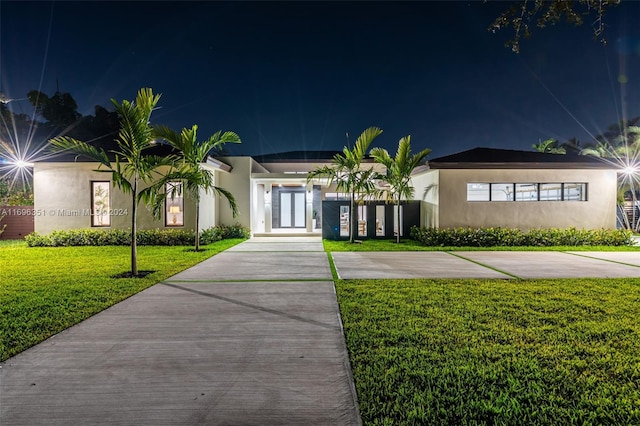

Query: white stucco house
[[32, 147, 619, 238]]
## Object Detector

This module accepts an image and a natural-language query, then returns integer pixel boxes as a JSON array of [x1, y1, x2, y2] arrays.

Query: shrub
[[25, 224, 250, 247], [410, 226, 633, 247]]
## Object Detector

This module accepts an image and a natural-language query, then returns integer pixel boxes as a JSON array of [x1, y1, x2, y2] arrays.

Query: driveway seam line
[[446, 251, 521, 279], [562, 251, 640, 268]]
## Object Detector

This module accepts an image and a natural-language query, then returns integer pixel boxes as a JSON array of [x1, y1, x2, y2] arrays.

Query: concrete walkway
[[0, 237, 361, 425]]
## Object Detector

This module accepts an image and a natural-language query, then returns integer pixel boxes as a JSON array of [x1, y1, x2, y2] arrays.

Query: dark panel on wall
[[321, 200, 420, 240], [0, 206, 35, 239]]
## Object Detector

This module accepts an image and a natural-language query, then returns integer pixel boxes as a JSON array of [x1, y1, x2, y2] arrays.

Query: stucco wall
[[410, 170, 439, 228], [435, 168, 617, 230], [218, 156, 253, 228], [33, 163, 198, 234]]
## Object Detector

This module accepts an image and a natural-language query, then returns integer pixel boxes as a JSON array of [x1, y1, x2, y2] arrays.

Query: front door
[[280, 191, 306, 228]]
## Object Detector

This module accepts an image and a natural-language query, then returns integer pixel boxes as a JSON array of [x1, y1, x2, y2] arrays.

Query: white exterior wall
[[33, 162, 197, 234], [218, 157, 253, 228], [435, 168, 617, 230], [410, 169, 439, 228]]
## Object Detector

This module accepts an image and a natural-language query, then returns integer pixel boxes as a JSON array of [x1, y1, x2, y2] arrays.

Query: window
[[91, 181, 110, 227], [539, 183, 562, 201], [358, 205, 367, 237], [515, 183, 538, 201], [375, 205, 385, 236], [466, 183, 490, 201], [339, 205, 349, 237], [165, 182, 184, 226], [564, 183, 587, 201], [491, 183, 514, 201], [468, 182, 587, 202]]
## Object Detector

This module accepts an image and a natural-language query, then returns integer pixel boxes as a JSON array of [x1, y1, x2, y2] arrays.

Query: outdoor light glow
[[622, 165, 638, 175], [13, 160, 34, 168]]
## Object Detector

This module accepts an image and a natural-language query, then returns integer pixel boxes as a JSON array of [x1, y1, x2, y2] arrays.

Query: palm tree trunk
[[396, 197, 401, 244], [131, 178, 138, 276], [194, 193, 200, 251], [349, 192, 356, 243]]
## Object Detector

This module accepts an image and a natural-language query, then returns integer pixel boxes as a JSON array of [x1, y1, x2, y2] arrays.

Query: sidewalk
[[0, 237, 361, 425]]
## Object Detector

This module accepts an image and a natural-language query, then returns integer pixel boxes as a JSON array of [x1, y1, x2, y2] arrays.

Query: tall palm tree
[[152, 124, 241, 251], [308, 127, 383, 243], [370, 135, 431, 243], [50, 88, 173, 276]]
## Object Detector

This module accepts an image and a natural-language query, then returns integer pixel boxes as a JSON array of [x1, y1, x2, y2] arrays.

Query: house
[[32, 147, 620, 238], [411, 147, 618, 230]]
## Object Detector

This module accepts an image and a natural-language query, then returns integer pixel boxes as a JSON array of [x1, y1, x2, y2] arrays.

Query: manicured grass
[[0, 239, 243, 361], [0, 239, 26, 248], [324, 239, 640, 252], [336, 278, 640, 425]]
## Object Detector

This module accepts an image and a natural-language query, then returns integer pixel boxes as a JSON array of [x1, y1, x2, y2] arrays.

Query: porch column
[[264, 183, 272, 233], [306, 184, 313, 232]]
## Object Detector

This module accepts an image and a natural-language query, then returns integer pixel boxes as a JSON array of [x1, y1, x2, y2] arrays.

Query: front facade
[[32, 147, 620, 237]]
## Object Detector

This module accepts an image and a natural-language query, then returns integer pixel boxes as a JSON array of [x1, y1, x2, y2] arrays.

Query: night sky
[[2, 1, 640, 159]]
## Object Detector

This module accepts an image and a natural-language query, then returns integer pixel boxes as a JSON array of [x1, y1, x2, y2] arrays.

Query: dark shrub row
[[24, 224, 250, 247], [409, 226, 633, 247]]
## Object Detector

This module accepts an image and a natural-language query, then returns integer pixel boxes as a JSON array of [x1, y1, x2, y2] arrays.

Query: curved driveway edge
[[0, 237, 362, 425]]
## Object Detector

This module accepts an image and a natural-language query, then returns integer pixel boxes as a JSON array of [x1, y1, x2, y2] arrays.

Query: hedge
[[24, 224, 250, 247], [409, 226, 633, 247]]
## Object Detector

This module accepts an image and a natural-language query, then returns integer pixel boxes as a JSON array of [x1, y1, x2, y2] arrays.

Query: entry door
[[280, 192, 306, 228]]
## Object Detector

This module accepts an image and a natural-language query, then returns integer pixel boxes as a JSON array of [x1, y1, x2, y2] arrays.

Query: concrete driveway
[[331, 250, 640, 279], [0, 237, 360, 426]]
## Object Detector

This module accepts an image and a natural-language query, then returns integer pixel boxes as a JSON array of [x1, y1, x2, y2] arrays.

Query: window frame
[[91, 181, 111, 227], [165, 181, 185, 227]]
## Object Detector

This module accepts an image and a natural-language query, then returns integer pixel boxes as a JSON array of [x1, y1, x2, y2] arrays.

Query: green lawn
[[336, 278, 640, 425], [324, 239, 640, 252], [0, 239, 243, 361]]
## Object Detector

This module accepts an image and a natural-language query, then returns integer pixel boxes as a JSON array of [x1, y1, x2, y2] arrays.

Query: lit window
[[467, 183, 489, 201], [339, 205, 349, 237], [491, 183, 514, 201], [166, 182, 184, 226], [539, 183, 562, 201], [376, 205, 385, 236], [515, 183, 538, 201], [564, 183, 587, 201], [358, 205, 367, 237], [91, 181, 111, 227]]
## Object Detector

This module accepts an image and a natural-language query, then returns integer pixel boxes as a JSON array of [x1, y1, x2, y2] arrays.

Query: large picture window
[[91, 181, 111, 227], [165, 182, 184, 227], [468, 182, 587, 202]]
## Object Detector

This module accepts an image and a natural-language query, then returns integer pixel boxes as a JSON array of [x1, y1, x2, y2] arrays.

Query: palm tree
[[152, 124, 241, 251], [580, 117, 640, 230], [532, 138, 566, 154], [50, 88, 173, 276], [307, 127, 383, 243], [370, 135, 431, 243]]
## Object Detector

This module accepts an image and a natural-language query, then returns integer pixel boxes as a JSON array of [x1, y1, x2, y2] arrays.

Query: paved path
[[0, 237, 361, 425]]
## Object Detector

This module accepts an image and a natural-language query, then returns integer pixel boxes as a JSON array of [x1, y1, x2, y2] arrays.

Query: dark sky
[[2, 1, 640, 159]]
